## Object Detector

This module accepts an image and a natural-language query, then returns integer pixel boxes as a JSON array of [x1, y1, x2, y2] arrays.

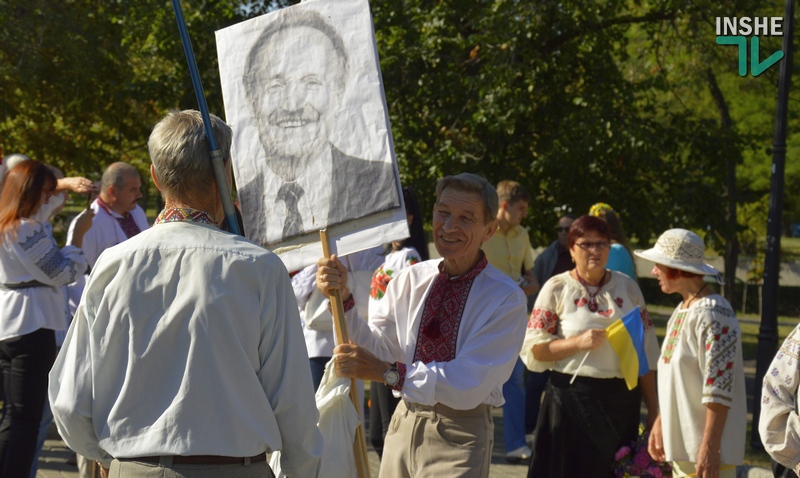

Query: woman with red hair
[[0, 159, 93, 478], [522, 215, 660, 477], [636, 228, 745, 478]]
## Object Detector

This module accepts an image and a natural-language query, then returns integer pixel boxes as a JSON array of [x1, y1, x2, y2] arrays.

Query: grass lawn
[[648, 304, 799, 468], [782, 237, 800, 261]]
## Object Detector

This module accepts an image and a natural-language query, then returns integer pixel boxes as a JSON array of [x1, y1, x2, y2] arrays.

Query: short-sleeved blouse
[[520, 270, 660, 378], [0, 219, 88, 341]]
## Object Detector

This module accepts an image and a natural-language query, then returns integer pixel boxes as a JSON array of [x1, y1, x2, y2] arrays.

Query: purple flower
[[646, 466, 664, 478], [615, 446, 631, 461], [634, 449, 651, 468], [631, 465, 643, 475]]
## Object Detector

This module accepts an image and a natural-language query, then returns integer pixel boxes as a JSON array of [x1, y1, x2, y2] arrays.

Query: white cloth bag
[[270, 359, 360, 478]]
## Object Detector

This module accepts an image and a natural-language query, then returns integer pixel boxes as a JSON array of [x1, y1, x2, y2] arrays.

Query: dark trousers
[[524, 370, 550, 434], [309, 356, 330, 392], [0, 328, 56, 478], [369, 381, 400, 457]]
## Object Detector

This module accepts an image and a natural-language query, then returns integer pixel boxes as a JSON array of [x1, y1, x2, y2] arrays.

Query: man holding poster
[[317, 173, 527, 477]]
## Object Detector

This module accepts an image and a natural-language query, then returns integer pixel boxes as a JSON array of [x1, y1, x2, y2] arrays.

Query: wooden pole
[[320, 229, 371, 478]]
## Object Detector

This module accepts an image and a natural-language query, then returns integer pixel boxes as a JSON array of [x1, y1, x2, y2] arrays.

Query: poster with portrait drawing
[[216, 0, 407, 272]]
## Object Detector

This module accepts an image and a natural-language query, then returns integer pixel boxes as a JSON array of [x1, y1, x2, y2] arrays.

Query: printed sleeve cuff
[[342, 293, 355, 312], [327, 293, 355, 313], [393, 362, 406, 392]]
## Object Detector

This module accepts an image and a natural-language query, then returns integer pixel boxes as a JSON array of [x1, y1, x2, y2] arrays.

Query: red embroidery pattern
[[614, 297, 624, 308], [155, 207, 216, 225], [662, 310, 686, 364], [370, 267, 391, 300], [529, 309, 559, 335], [574, 298, 587, 308], [598, 309, 613, 318], [703, 311, 739, 395], [394, 362, 407, 392], [413, 256, 487, 364], [338, 293, 356, 313]]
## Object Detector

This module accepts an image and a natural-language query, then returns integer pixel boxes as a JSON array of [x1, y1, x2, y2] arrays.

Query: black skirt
[[528, 371, 641, 478]]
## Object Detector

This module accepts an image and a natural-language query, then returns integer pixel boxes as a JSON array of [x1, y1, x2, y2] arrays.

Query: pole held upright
[[170, 0, 241, 236]]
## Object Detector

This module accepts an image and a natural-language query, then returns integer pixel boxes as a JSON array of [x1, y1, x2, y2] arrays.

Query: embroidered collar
[[437, 252, 488, 282], [155, 208, 216, 226], [97, 197, 124, 219]]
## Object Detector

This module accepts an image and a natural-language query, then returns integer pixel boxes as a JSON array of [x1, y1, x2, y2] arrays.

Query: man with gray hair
[[317, 173, 527, 477], [50, 110, 323, 477]]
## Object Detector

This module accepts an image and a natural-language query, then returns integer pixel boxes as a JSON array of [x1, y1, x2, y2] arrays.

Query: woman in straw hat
[[635, 229, 746, 478], [521, 215, 660, 477]]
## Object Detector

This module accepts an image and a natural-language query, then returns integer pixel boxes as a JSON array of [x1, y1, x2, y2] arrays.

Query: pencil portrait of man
[[237, 8, 400, 245]]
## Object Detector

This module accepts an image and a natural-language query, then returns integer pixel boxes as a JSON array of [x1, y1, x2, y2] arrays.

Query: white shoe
[[505, 445, 532, 463], [525, 433, 535, 447]]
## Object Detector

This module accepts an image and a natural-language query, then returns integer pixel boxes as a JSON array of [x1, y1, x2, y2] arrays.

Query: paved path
[[36, 405, 771, 478], [35, 407, 532, 478]]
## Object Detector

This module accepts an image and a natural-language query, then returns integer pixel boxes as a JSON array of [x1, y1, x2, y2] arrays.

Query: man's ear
[[150, 164, 162, 192], [482, 219, 499, 243], [500, 200, 510, 212]]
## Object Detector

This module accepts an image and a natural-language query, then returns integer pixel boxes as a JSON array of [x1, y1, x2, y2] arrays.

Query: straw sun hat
[[633, 228, 719, 277]]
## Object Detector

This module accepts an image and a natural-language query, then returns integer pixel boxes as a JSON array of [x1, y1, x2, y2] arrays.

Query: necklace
[[576, 270, 607, 313], [684, 284, 707, 308]]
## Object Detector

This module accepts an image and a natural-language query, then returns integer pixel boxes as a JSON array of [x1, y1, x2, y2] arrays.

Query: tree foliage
[[1, 0, 798, 262]]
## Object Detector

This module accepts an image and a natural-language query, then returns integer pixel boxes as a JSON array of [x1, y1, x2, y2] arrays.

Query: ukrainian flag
[[606, 306, 649, 390]]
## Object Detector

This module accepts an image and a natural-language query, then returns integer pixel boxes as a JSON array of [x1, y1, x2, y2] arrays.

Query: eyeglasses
[[574, 241, 610, 251], [555, 227, 570, 233]]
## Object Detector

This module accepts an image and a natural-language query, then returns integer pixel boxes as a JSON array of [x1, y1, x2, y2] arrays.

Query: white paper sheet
[[216, 0, 407, 272]]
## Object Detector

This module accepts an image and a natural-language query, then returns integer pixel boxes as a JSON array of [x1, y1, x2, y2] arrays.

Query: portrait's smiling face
[[253, 27, 344, 181]]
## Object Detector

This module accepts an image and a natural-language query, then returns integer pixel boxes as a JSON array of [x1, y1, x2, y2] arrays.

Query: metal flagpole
[[170, 0, 241, 236], [750, 0, 794, 449]]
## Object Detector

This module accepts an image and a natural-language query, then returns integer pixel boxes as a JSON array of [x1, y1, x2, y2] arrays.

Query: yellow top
[[482, 225, 534, 281]]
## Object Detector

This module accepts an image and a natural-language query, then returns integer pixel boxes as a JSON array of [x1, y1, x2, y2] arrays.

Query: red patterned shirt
[[389, 256, 488, 391], [363, 255, 489, 392]]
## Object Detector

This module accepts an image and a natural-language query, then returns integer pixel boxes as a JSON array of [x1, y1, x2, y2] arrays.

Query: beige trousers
[[379, 400, 494, 478]]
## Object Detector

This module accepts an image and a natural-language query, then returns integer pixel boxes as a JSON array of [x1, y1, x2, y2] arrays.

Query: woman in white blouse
[[521, 215, 660, 477], [0, 159, 93, 478], [636, 229, 745, 478], [760, 323, 800, 477]]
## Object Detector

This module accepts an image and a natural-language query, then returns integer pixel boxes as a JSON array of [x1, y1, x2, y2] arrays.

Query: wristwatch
[[383, 364, 400, 387]]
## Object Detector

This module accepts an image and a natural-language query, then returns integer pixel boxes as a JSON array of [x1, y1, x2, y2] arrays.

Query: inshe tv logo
[[716, 17, 784, 77]]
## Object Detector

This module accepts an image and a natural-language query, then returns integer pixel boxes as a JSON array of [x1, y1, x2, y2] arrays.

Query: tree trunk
[[706, 68, 740, 300], [742, 281, 748, 314]]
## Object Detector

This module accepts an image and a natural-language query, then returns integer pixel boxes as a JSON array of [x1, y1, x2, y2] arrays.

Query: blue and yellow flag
[[606, 306, 648, 390]]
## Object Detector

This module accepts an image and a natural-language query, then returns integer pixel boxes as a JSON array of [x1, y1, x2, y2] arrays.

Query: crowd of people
[[0, 109, 797, 478]]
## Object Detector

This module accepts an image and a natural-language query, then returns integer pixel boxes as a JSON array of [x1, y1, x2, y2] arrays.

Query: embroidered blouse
[[0, 219, 88, 340], [759, 323, 800, 474], [657, 295, 746, 465], [369, 247, 422, 302], [520, 270, 660, 378]]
